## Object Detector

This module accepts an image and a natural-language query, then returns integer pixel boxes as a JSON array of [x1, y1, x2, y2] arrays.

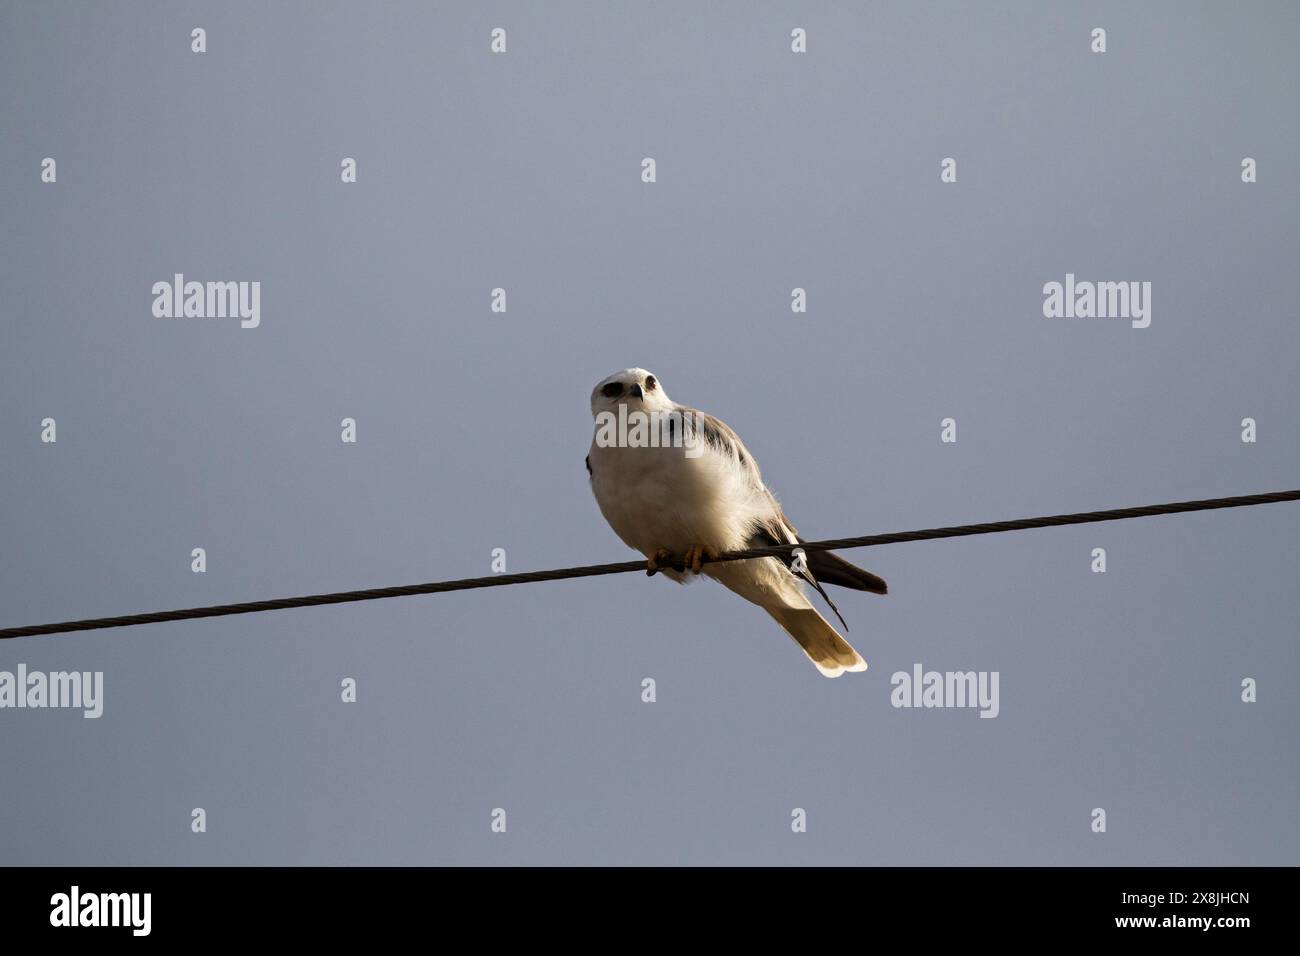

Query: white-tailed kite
[[586, 368, 887, 677]]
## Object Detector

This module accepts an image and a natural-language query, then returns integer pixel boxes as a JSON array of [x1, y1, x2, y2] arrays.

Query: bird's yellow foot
[[646, 548, 676, 576], [682, 544, 720, 574]]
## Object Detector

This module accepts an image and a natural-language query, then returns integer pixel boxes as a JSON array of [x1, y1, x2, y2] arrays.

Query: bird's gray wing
[[687, 407, 889, 598], [687, 409, 852, 629], [795, 541, 888, 595], [679, 406, 766, 491], [746, 515, 849, 630]]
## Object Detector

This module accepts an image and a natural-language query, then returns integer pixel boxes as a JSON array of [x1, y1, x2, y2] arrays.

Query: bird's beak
[[629, 384, 643, 398]]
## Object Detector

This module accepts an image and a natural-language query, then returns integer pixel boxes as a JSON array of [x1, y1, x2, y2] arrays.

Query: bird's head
[[590, 368, 673, 417]]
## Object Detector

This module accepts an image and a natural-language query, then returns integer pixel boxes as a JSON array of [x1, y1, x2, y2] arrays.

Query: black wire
[[2, 490, 1296, 641]]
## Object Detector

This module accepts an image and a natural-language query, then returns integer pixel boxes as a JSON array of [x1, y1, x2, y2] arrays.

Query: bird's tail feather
[[765, 606, 867, 678]]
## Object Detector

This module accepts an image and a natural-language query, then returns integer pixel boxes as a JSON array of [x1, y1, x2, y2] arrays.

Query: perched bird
[[586, 368, 887, 677]]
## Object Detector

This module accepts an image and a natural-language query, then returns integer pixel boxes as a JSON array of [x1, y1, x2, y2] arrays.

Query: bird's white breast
[[587, 416, 814, 614], [588, 437, 756, 559]]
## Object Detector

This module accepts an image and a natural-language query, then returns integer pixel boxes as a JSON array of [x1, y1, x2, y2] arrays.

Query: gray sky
[[1, 0, 1296, 865]]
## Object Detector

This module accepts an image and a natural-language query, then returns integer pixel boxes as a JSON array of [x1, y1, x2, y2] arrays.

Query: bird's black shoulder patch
[[695, 413, 749, 467], [585, 454, 591, 476], [699, 415, 735, 457]]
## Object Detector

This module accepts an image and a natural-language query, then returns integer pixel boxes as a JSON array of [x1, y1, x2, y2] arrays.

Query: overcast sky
[[1, 0, 1296, 864]]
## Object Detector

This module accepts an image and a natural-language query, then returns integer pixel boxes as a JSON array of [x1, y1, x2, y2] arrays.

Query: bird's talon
[[683, 544, 720, 574], [646, 548, 675, 576]]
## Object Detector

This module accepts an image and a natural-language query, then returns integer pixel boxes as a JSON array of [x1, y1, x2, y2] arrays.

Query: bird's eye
[[644, 376, 657, 391], [601, 382, 623, 398]]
